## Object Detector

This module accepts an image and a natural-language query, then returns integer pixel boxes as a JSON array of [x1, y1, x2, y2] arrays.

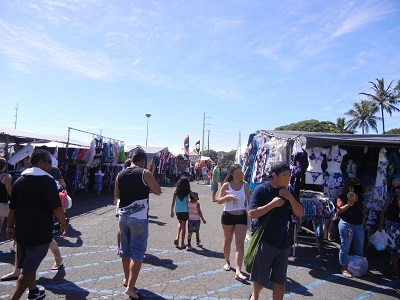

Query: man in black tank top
[[113, 147, 161, 299]]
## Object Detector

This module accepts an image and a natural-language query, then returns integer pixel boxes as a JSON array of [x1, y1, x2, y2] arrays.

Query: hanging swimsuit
[[305, 148, 324, 184], [323, 148, 344, 189]]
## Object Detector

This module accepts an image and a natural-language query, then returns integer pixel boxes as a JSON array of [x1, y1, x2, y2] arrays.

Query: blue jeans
[[119, 216, 148, 261], [338, 219, 364, 266]]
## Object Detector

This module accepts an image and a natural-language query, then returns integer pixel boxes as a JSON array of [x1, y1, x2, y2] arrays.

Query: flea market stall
[[242, 130, 400, 255]]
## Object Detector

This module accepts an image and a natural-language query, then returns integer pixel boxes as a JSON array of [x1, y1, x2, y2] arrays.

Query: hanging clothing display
[[304, 147, 327, 185], [323, 145, 347, 189], [371, 148, 389, 211]]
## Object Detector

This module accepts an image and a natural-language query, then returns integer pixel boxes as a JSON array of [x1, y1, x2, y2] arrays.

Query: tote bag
[[244, 211, 274, 273]]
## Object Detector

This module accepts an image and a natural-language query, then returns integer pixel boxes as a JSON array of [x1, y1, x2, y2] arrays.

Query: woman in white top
[[217, 164, 251, 282]]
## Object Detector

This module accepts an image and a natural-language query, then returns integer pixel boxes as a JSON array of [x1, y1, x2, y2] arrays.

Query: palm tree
[[359, 78, 400, 133], [335, 117, 354, 133], [345, 100, 380, 134]]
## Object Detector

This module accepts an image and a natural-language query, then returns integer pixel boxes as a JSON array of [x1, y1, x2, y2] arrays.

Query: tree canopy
[[275, 119, 339, 133]]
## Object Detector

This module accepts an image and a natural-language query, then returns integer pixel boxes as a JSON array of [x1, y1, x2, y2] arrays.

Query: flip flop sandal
[[235, 273, 248, 282], [173, 239, 179, 246], [223, 263, 231, 271], [342, 270, 353, 278], [0, 275, 19, 281], [51, 263, 64, 270]]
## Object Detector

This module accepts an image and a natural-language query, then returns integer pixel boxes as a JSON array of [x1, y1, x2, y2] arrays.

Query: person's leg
[[10, 271, 36, 300], [250, 281, 264, 300], [187, 232, 193, 247], [222, 224, 234, 268], [122, 257, 130, 286], [352, 224, 365, 257], [179, 220, 187, 248], [117, 228, 121, 255], [338, 220, 353, 273], [390, 255, 399, 275], [49, 239, 63, 269], [272, 283, 285, 300], [125, 259, 142, 299], [174, 221, 181, 245], [233, 224, 247, 278], [1, 252, 21, 280]]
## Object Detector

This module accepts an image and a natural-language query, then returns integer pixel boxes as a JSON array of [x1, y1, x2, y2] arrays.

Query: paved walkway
[[1, 181, 399, 299]]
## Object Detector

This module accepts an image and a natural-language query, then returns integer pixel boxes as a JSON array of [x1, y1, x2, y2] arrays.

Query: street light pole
[[145, 114, 151, 147]]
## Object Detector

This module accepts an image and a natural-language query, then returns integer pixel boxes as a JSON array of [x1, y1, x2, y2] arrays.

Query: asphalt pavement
[[1, 181, 400, 299]]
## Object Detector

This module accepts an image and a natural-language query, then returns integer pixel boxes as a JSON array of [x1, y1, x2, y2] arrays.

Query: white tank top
[[224, 182, 247, 212]]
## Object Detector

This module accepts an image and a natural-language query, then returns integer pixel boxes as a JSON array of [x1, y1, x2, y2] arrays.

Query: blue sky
[[1, 0, 399, 154]]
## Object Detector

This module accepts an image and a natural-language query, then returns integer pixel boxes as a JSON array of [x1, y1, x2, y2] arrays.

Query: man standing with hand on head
[[248, 162, 303, 300], [7, 149, 68, 300]]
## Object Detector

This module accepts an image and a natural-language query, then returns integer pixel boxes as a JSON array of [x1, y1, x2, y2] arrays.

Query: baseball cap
[[269, 162, 290, 175]]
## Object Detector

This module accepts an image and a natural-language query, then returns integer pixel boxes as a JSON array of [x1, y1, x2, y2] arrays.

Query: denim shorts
[[119, 216, 148, 261]]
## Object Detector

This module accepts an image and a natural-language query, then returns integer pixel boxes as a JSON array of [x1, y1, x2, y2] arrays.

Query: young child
[[170, 177, 198, 249], [187, 192, 206, 250]]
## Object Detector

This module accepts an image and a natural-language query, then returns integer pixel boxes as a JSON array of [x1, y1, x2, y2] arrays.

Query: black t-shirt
[[337, 193, 364, 225], [117, 166, 150, 208], [249, 182, 299, 249], [385, 196, 400, 223], [10, 174, 61, 246]]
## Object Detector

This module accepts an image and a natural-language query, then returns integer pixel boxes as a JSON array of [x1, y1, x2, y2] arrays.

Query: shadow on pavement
[[38, 269, 90, 299]]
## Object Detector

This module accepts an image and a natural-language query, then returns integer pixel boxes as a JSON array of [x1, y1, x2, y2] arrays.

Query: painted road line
[[353, 278, 400, 300]]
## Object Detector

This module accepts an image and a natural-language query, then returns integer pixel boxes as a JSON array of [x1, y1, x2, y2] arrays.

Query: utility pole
[[206, 130, 210, 151], [202, 113, 210, 155], [14, 103, 18, 129], [202, 113, 205, 155]]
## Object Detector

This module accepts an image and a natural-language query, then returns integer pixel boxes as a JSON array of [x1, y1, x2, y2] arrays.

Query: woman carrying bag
[[378, 178, 400, 278]]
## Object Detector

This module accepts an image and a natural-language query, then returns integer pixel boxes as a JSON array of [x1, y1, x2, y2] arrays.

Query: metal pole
[[202, 113, 205, 155], [145, 114, 151, 147]]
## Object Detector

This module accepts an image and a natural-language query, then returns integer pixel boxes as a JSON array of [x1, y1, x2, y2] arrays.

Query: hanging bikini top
[[309, 148, 324, 162], [327, 148, 342, 164]]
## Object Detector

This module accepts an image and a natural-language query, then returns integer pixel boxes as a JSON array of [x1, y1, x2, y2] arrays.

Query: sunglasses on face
[[42, 159, 52, 164]]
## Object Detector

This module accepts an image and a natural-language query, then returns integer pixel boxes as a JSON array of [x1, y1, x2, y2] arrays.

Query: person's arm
[[378, 196, 392, 231], [53, 207, 68, 235], [57, 178, 67, 189], [248, 197, 284, 219], [170, 191, 176, 218], [113, 177, 119, 206], [189, 190, 198, 201], [144, 170, 162, 195], [4, 174, 12, 196], [337, 194, 354, 214], [6, 208, 16, 239], [197, 203, 206, 224], [279, 188, 304, 218], [217, 182, 237, 204]]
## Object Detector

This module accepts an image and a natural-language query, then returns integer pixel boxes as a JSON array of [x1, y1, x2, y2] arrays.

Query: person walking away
[[94, 169, 104, 195], [336, 179, 365, 278], [248, 162, 303, 300], [211, 161, 222, 202], [170, 177, 198, 249], [6, 149, 68, 300], [217, 164, 251, 282], [378, 178, 400, 278], [219, 166, 228, 187], [186, 192, 206, 250], [113, 147, 161, 299], [0, 158, 12, 238]]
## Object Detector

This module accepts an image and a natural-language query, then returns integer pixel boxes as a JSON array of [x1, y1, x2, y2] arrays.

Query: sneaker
[[27, 286, 46, 299], [10, 247, 16, 254], [196, 239, 202, 247], [186, 245, 193, 251]]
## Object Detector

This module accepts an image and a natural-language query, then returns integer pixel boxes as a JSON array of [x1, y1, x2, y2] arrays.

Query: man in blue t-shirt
[[248, 162, 303, 300]]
